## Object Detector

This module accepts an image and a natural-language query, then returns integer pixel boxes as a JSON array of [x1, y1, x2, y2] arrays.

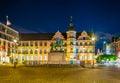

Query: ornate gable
[[52, 30, 65, 40], [78, 30, 90, 40]]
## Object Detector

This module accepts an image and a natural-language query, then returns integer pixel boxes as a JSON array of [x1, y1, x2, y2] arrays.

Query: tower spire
[[67, 16, 75, 31], [70, 16, 72, 22]]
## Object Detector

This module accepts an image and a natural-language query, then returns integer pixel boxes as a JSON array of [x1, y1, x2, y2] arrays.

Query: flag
[[6, 16, 11, 25], [1, 46, 5, 50]]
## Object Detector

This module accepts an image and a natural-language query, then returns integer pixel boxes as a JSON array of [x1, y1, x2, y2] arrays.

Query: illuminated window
[[79, 56, 82, 60], [89, 56, 92, 60], [44, 56, 47, 60], [44, 49, 47, 54], [18, 56, 21, 62], [40, 49, 42, 54], [35, 50, 38, 54], [25, 56, 28, 60], [30, 49, 33, 54], [22, 56, 24, 61], [85, 56, 87, 60], [90, 48, 92, 53], [40, 56, 42, 60], [30, 56, 33, 60], [80, 48, 82, 52]]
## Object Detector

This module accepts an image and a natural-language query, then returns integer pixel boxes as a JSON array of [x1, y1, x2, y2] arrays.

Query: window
[[89, 56, 93, 60], [22, 42, 25, 46], [84, 42, 87, 45], [40, 42, 42, 46], [70, 48, 73, 53], [18, 56, 22, 62], [44, 49, 47, 54], [90, 42, 92, 45], [30, 56, 33, 60], [35, 42, 37, 46], [40, 56, 42, 60], [30, 49, 33, 54], [76, 42, 78, 45], [3, 41, 5, 46], [44, 56, 47, 60], [83, 37, 86, 40], [35, 50, 38, 54], [26, 42, 28, 46], [79, 48, 83, 53], [30, 41, 33, 46], [40, 49, 42, 54], [25, 56, 28, 60], [70, 42, 73, 45], [80, 42, 82, 46], [90, 48, 92, 53], [85, 56, 87, 60], [79, 56, 82, 60], [76, 48, 78, 53], [44, 42, 47, 46]]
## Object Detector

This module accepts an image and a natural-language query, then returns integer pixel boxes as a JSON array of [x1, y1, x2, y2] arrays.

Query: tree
[[96, 54, 117, 61]]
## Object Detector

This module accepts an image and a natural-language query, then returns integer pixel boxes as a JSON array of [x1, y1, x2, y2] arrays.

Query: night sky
[[0, 0, 120, 49]]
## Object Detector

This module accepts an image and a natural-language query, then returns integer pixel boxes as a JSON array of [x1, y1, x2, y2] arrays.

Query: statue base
[[48, 52, 66, 64]]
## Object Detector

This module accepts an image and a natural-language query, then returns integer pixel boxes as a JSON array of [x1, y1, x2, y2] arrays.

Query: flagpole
[[6, 16, 11, 26]]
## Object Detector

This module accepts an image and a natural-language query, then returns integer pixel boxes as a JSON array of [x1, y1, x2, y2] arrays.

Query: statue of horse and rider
[[51, 37, 63, 51]]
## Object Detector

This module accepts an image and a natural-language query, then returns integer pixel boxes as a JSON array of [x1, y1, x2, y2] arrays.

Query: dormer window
[[83, 37, 86, 40]]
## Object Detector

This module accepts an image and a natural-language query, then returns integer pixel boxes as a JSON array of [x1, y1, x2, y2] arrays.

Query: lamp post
[[13, 39, 17, 68], [92, 37, 95, 68], [103, 41, 106, 54]]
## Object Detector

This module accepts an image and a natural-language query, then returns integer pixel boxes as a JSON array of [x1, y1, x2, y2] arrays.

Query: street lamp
[[92, 37, 95, 68], [13, 39, 17, 68], [103, 41, 106, 54]]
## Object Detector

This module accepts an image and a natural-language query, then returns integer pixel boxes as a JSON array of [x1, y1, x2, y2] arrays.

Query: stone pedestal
[[48, 52, 66, 64]]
